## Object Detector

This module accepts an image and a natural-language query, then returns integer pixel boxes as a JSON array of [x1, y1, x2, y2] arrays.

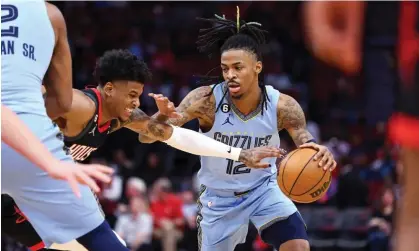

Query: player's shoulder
[[189, 85, 213, 98], [45, 2, 65, 27], [263, 84, 280, 94], [278, 92, 296, 103], [277, 93, 301, 113], [261, 84, 281, 107], [64, 89, 96, 120], [73, 89, 95, 105], [182, 85, 215, 106], [45, 2, 66, 40]]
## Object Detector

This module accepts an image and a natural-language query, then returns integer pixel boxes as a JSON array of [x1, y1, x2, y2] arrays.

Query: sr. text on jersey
[[1, 40, 36, 61]]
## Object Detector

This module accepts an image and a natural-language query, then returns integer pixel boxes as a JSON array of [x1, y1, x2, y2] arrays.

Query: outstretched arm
[[1, 104, 64, 172], [137, 86, 216, 143], [1, 104, 113, 197], [277, 94, 336, 171], [111, 86, 283, 168]]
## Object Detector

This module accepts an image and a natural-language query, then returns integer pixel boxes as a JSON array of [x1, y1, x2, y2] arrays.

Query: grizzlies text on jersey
[[198, 83, 281, 192]]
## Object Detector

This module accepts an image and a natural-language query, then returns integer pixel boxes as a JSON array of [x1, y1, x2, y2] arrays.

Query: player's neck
[[230, 84, 262, 116], [97, 89, 114, 126], [100, 105, 113, 126]]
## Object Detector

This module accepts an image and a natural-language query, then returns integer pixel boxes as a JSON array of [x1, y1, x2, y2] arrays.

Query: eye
[[221, 67, 228, 73], [235, 66, 243, 71], [129, 94, 137, 99]]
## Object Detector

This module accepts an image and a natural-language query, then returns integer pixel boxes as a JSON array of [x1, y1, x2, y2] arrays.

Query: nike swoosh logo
[[227, 147, 231, 153]]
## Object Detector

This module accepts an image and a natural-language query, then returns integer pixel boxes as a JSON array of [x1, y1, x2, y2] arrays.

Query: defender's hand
[[47, 161, 113, 198], [239, 146, 287, 168], [299, 142, 337, 171], [149, 93, 182, 119]]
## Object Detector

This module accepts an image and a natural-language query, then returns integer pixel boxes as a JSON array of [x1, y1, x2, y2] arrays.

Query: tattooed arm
[[277, 94, 337, 171], [138, 86, 216, 143], [110, 86, 284, 168], [110, 108, 174, 141], [277, 94, 314, 146]]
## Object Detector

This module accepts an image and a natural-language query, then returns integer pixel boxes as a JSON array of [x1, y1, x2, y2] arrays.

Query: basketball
[[277, 148, 331, 203]]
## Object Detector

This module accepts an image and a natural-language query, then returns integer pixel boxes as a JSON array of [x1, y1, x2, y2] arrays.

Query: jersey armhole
[[266, 85, 281, 132], [199, 83, 224, 133], [44, 3, 58, 47], [64, 90, 98, 142]]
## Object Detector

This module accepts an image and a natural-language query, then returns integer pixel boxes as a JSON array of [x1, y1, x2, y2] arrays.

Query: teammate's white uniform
[[1, 0, 104, 247]]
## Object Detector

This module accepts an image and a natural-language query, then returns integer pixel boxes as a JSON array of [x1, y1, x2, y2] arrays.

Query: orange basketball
[[277, 148, 331, 203]]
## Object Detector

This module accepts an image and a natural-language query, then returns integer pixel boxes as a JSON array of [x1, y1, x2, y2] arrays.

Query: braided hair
[[196, 7, 270, 115]]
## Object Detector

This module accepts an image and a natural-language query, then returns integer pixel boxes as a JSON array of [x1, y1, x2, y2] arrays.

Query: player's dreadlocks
[[196, 6, 270, 115]]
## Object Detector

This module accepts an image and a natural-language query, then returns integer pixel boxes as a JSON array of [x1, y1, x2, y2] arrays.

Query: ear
[[255, 61, 263, 74], [103, 82, 114, 97]]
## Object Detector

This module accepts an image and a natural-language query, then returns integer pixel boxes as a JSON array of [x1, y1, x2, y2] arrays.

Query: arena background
[[2, 2, 400, 251]]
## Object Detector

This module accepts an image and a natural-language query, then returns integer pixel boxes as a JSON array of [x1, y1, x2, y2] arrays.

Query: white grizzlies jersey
[[1, 0, 55, 116], [198, 83, 281, 192]]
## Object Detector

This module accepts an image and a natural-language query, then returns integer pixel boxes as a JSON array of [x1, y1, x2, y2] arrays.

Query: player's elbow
[[145, 120, 173, 142], [45, 94, 72, 118], [58, 98, 72, 113], [138, 134, 157, 144], [54, 97, 72, 114]]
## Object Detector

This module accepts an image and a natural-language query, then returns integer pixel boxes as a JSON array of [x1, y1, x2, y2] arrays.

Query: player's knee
[[279, 239, 310, 251], [260, 212, 308, 250], [77, 221, 128, 251], [112, 230, 127, 247]]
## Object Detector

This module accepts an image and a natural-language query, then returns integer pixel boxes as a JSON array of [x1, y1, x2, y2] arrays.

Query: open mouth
[[124, 108, 133, 117], [228, 82, 241, 94]]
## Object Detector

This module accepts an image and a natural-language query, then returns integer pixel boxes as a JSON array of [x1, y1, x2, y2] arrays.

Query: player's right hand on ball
[[239, 146, 287, 168], [47, 161, 113, 198]]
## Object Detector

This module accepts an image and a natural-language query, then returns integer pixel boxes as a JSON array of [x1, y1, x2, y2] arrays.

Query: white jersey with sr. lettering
[[1, 0, 104, 247]]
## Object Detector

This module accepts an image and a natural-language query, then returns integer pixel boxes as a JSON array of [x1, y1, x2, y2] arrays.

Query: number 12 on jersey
[[226, 159, 251, 175]]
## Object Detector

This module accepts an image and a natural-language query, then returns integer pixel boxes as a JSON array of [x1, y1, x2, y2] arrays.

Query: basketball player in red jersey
[[304, 2, 419, 251], [2, 48, 284, 251]]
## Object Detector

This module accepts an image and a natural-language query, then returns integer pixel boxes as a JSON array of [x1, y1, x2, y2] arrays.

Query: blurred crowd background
[[2, 2, 402, 251]]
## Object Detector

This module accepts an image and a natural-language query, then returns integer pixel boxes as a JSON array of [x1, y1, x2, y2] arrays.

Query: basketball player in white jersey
[[139, 12, 337, 251], [1, 2, 284, 249], [1, 1, 133, 250]]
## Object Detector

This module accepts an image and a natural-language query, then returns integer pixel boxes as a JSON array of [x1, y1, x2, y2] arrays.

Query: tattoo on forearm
[[153, 113, 169, 123], [137, 113, 170, 142], [147, 119, 166, 139], [110, 108, 149, 133], [137, 86, 216, 143], [294, 130, 313, 145], [277, 95, 313, 146], [112, 108, 172, 141]]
